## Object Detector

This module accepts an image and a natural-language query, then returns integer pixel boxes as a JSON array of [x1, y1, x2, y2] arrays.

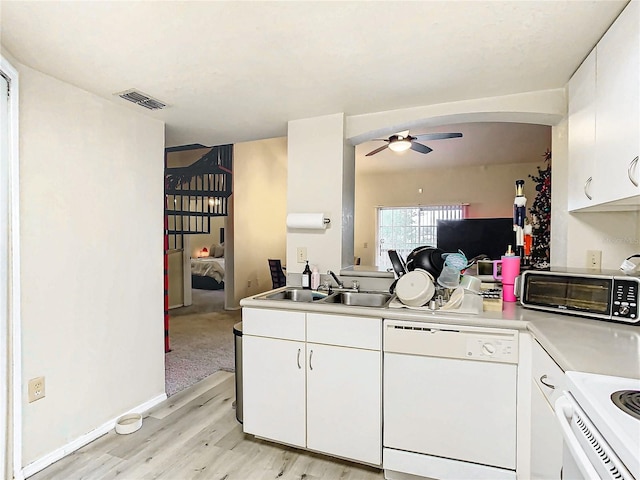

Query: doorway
[[164, 145, 236, 397], [1, 55, 21, 480]]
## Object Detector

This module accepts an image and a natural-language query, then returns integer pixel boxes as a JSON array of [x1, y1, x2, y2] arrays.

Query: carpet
[[165, 290, 241, 397]]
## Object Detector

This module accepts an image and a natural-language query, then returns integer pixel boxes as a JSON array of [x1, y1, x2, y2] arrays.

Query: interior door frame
[[1, 55, 23, 480]]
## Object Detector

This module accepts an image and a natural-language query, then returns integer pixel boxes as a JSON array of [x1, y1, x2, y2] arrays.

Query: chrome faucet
[[327, 270, 344, 289], [326, 271, 360, 292]]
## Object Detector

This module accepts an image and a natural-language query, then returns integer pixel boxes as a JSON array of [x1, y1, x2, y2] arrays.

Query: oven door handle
[[554, 395, 601, 480]]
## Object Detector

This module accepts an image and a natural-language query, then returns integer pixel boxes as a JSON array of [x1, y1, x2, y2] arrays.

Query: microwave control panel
[[612, 278, 639, 319]]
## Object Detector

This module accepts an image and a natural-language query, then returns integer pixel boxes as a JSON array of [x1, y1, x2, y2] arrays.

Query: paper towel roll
[[286, 213, 329, 230]]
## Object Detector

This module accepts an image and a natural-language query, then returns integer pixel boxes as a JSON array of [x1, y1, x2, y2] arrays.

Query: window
[[377, 205, 466, 268]]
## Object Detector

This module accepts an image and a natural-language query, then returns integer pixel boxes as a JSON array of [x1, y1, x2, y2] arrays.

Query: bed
[[191, 256, 225, 290]]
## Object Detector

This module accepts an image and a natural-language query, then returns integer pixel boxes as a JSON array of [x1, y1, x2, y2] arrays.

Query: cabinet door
[[242, 335, 306, 448], [595, 0, 640, 204], [568, 49, 597, 211], [530, 381, 563, 480], [306, 343, 381, 465]]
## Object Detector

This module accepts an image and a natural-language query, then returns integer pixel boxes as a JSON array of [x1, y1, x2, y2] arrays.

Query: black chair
[[268, 259, 287, 289]]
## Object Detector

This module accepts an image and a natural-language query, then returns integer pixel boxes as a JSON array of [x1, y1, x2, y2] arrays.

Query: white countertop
[[527, 315, 640, 379], [240, 288, 640, 380]]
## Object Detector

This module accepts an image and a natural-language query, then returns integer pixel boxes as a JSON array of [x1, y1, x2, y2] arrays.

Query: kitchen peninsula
[[239, 286, 640, 480]]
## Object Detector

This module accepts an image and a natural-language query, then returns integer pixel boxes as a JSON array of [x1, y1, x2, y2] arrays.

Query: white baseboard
[[21, 392, 167, 478]]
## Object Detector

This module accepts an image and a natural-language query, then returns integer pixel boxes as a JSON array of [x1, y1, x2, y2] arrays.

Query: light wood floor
[[28, 372, 385, 480]]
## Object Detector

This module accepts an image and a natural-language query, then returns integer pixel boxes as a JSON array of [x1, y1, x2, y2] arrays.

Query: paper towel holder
[[286, 213, 331, 230]]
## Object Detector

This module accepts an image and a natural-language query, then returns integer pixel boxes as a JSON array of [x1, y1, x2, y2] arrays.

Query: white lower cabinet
[[242, 308, 382, 465], [529, 340, 565, 480], [306, 342, 381, 464], [243, 334, 306, 448], [530, 381, 562, 480]]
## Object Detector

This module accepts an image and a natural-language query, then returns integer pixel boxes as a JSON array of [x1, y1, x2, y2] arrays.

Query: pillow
[[210, 243, 224, 258]]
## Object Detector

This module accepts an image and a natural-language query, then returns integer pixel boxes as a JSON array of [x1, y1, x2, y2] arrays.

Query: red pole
[[164, 203, 170, 353]]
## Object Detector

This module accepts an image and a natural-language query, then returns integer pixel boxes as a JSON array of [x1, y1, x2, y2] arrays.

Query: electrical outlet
[[587, 250, 602, 270], [28, 376, 45, 403], [247, 280, 251, 288], [297, 247, 307, 263], [364, 242, 368, 249]]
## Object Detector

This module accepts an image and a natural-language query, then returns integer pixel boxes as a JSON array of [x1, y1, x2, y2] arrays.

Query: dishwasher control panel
[[465, 337, 517, 362], [383, 320, 519, 364]]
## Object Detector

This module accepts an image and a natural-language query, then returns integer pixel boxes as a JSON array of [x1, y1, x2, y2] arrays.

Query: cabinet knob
[[309, 349, 314, 370], [297, 348, 302, 369], [628, 156, 639, 187]]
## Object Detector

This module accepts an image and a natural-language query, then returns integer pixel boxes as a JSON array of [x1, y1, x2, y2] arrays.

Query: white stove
[[555, 371, 640, 480]]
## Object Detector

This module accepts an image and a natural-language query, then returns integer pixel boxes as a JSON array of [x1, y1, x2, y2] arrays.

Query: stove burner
[[611, 390, 640, 420]]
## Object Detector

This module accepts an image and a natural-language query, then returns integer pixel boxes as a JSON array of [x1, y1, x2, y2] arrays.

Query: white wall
[[294, 89, 639, 272], [355, 161, 544, 266], [17, 62, 165, 465], [287, 114, 354, 275], [233, 137, 288, 304], [285, 92, 562, 271]]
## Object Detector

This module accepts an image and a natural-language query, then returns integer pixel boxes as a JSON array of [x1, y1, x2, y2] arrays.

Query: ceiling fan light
[[389, 139, 412, 152]]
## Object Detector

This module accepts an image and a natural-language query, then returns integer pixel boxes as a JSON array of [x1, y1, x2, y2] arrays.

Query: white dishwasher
[[383, 319, 519, 480]]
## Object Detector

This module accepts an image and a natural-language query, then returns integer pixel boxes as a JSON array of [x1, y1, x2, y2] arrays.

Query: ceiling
[[356, 122, 552, 173], [0, 1, 627, 148]]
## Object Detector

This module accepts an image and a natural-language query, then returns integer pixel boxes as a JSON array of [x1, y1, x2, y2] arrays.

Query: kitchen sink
[[259, 288, 328, 303], [320, 291, 393, 308]]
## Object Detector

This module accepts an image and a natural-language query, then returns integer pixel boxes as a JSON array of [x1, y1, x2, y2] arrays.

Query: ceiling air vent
[[115, 89, 167, 110]]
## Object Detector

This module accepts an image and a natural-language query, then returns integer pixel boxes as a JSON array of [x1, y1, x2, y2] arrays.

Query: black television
[[436, 218, 515, 260]]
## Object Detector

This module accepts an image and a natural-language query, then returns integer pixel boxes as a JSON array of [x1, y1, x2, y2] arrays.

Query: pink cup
[[493, 256, 521, 302]]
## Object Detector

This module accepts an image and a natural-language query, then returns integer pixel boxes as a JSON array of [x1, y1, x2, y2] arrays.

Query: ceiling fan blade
[[395, 130, 410, 138], [410, 142, 433, 154], [413, 132, 463, 140], [366, 144, 390, 156]]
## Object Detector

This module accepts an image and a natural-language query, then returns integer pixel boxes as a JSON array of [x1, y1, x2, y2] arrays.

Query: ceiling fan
[[365, 130, 463, 156]]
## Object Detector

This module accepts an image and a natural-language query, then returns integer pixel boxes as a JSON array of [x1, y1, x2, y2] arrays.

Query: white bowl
[[396, 270, 435, 307], [115, 413, 143, 435]]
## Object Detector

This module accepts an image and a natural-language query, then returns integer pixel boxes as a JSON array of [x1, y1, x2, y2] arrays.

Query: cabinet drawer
[[306, 313, 381, 350], [532, 340, 565, 406], [242, 308, 305, 341]]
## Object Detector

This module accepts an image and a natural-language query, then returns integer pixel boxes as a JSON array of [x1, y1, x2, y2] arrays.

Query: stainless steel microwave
[[518, 269, 640, 325]]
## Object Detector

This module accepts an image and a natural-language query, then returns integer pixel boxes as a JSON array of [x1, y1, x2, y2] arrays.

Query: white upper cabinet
[[594, 0, 640, 205], [568, 0, 640, 211], [568, 50, 597, 211]]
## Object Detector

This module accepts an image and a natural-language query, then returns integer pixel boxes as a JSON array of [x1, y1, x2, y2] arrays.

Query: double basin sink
[[258, 288, 393, 308]]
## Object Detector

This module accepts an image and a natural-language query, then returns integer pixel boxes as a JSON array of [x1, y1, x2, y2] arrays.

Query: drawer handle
[[584, 177, 593, 200], [628, 156, 639, 187], [297, 349, 301, 369], [309, 349, 314, 370], [540, 374, 556, 390]]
